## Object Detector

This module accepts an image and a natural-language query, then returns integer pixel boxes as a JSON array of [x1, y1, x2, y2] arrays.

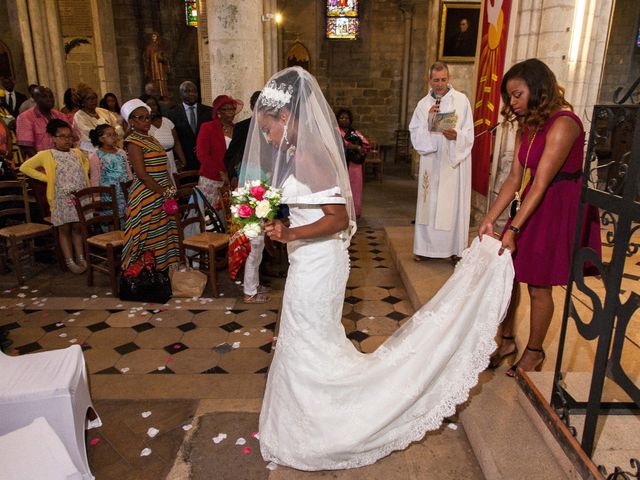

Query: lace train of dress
[[259, 209, 514, 471]]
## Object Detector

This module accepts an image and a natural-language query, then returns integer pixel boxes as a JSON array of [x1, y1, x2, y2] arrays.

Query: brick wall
[[599, 0, 640, 103], [112, 0, 199, 104]]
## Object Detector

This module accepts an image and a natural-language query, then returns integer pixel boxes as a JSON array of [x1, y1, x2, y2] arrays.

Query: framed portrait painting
[[438, 2, 481, 63]]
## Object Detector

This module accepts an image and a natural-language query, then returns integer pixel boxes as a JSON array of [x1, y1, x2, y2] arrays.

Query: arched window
[[326, 0, 359, 40]]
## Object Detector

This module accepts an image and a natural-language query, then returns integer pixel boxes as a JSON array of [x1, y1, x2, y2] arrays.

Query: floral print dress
[[51, 149, 89, 226]]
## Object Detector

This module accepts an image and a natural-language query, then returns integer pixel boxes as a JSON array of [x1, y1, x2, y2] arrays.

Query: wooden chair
[[174, 191, 229, 296], [0, 180, 56, 285], [73, 185, 124, 295], [364, 141, 383, 182], [173, 170, 200, 190]]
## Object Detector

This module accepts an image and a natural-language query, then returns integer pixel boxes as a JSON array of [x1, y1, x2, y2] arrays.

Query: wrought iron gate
[[551, 104, 640, 479]]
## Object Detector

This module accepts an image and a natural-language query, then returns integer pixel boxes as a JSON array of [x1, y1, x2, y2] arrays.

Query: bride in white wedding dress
[[239, 67, 514, 471]]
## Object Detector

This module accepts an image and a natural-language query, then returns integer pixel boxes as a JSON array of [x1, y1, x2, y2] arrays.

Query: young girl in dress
[[88, 124, 132, 222], [20, 119, 90, 274]]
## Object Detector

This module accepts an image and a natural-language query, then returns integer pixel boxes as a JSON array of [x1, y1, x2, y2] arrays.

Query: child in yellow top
[[20, 119, 90, 274]]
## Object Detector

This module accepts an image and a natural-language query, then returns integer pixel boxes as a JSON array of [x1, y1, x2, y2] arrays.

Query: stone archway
[[286, 41, 310, 71]]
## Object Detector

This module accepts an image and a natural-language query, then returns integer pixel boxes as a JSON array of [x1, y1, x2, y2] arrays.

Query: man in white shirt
[[167, 81, 212, 171], [409, 62, 474, 262]]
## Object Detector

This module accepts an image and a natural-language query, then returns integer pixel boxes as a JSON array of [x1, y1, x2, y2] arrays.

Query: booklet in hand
[[430, 111, 457, 132]]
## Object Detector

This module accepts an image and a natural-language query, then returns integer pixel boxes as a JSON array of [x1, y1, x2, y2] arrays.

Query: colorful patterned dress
[[51, 149, 90, 226], [89, 148, 131, 219], [121, 132, 179, 271]]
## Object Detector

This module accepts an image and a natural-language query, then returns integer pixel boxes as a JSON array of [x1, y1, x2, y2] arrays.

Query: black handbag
[[344, 131, 366, 165], [193, 187, 226, 233], [119, 252, 172, 304]]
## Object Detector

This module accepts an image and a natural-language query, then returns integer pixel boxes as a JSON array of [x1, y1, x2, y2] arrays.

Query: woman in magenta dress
[[337, 108, 369, 219], [478, 58, 601, 374]]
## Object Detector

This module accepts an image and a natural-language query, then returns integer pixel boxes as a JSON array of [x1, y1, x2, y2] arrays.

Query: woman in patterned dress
[[119, 99, 179, 271], [20, 119, 90, 274]]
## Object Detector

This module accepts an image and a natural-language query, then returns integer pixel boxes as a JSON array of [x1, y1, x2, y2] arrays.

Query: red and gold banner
[[471, 0, 512, 195]]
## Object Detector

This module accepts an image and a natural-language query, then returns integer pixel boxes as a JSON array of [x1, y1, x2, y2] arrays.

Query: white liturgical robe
[[409, 87, 474, 258]]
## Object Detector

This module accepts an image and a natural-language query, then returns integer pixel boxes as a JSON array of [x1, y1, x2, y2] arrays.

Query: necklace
[[509, 130, 537, 218]]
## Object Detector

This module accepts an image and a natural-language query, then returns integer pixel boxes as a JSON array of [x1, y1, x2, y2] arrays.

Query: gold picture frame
[[438, 2, 481, 63]]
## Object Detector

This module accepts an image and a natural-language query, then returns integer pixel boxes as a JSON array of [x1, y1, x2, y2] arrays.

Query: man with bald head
[[167, 80, 212, 171], [16, 86, 71, 158]]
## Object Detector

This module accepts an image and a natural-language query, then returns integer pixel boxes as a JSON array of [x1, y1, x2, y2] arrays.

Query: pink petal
[[89, 437, 101, 446], [243, 447, 252, 455]]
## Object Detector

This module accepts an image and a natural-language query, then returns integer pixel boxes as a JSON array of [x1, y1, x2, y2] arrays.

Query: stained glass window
[[326, 0, 359, 40], [185, 1, 198, 27]]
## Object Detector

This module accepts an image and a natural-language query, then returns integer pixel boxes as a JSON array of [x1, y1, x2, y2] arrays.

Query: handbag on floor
[[119, 251, 172, 304]]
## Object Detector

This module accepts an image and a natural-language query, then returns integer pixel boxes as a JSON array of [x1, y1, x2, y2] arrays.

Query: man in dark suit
[[224, 90, 261, 188], [167, 80, 212, 171], [1, 77, 27, 117]]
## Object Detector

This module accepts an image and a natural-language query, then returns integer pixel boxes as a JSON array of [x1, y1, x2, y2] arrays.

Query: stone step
[[385, 226, 578, 479]]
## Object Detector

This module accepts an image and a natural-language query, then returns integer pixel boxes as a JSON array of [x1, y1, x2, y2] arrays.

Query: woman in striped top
[[120, 99, 179, 271]]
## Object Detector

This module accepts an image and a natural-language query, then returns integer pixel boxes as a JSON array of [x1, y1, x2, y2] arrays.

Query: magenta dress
[[508, 110, 601, 286]]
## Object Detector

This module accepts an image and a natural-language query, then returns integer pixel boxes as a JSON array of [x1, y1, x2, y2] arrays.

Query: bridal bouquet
[[230, 180, 282, 239]]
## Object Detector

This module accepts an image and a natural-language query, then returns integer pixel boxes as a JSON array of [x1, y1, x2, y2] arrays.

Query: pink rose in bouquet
[[237, 204, 254, 218], [250, 185, 266, 201]]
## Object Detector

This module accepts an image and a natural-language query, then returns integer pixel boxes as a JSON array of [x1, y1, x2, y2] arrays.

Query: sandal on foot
[[257, 285, 271, 294], [243, 293, 270, 304], [506, 346, 545, 377], [488, 335, 518, 369]]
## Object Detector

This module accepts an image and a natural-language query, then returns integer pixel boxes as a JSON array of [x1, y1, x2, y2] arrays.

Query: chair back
[[119, 179, 133, 204], [368, 141, 381, 159], [72, 185, 121, 238], [0, 180, 30, 226], [174, 189, 204, 238], [173, 170, 199, 190]]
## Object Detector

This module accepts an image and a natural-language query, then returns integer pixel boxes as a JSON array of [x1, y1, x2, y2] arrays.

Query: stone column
[[14, 0, 38, 85], [44, 0, 69, 103], [262, 0, 278, 81], [206, 0, 265, 118], [399, 0, 415, 130], [90, 0, 121, 99]]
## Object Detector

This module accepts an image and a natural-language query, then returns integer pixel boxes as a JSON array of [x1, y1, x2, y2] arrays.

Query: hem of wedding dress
[[260, 319, 500, 472]]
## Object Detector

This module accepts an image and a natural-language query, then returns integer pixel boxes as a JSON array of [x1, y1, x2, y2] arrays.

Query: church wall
[[0, 0, 28, 91], [598, 0, 640, 104], [112, 0, 199, 104]]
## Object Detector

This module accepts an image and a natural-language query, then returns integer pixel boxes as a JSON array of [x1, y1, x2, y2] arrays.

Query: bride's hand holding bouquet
[[230, 180, 281, 239]]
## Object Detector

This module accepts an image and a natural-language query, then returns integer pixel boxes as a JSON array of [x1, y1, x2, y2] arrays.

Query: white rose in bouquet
[[243, 222, 262, 239], [255, 200, 271, 219]]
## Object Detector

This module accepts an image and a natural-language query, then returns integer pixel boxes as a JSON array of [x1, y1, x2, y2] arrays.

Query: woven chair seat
[[183, 232, 229, 250], [0, 222, 52, 239], [86, 230, 125, 248]]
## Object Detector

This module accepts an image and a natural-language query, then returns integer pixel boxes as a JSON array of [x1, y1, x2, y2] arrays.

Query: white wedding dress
[[259, 195, 515, 471]]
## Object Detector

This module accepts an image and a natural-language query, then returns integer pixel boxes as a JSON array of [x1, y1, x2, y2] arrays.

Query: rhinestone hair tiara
[[260, 81, 294, 109]]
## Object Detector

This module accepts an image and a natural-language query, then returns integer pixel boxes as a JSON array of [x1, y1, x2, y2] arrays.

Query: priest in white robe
[[409, 62, 474, 260]]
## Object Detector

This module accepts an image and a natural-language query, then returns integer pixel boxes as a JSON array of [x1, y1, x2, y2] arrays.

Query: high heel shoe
[[506, 346, 545, 377], [487, 335, 518, 369]]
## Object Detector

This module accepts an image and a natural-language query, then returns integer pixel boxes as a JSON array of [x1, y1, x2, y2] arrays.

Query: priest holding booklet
[[409, 61, 474, 263]]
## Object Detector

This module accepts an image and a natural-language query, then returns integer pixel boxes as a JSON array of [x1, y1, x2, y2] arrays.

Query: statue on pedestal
[[143, 32, 170, 98]]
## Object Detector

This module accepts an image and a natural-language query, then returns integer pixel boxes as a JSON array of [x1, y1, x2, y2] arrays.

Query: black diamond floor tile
[[259, 342, 273, 354], [387, 311, 408, 321], [188, 309, 206, 315], [255, 366, 269, 374], [347, 330, 370, 342], [1, 322, 20, 331], [42, 322, 64, 332], [368, 242, 381, 246], [229, 309, 247, 314], [150, 367, 175, 374], [87, 321, 110, 332], [178, 322, 197, 332], [264, 322, 276, 331], [95, 366, 122, 374], [369, 249, 382, 254], [106, 309, 124, 314], [213, 343, 233, 354], [202, 366, 228, 374], [344, 311, 365, 322], [15, 342, 42, 354], [349, 256, 360, 262], [344, 296, 361, 305], [164, 342, 189, 354], [132, 322, 155, 333], [64, 309, 81, 314], [382, 295, 402, 305], [372, 256, 385, 261], [220, 321, 243, 332], [114, 342, 140, 355], [375, 265, 389, 269], [23, 309, 41, 314]]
